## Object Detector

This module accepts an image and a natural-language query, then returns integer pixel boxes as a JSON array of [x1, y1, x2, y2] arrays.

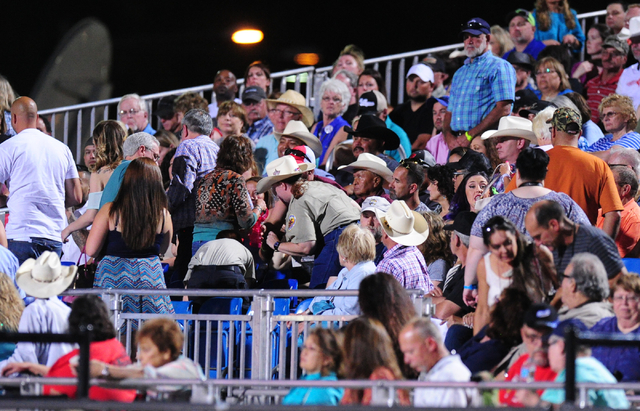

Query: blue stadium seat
[[622, 258, 640, 274]]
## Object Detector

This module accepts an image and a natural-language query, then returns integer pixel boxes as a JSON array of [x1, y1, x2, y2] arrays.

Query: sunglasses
[[284, 148, 311, 163]]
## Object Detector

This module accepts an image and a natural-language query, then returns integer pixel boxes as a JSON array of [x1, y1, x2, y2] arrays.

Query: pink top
[[425, 132, 449, 165]]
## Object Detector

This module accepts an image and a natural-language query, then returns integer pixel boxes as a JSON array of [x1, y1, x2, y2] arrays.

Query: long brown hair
[[535, 0, 577, 32], [341, 317, 403, 402], [110, 157, 167, 250], [418, 212, 455, 266], [92, 120, 126, 172], [215, 135, 254, 174]]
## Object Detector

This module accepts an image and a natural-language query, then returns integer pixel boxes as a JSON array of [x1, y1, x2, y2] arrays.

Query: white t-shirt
[[616, 63, 640, 111], [414, 354, 475, 408], [0, 128, 78, 241]]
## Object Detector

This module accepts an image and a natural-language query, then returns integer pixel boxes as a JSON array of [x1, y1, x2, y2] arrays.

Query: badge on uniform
[[287, 215, 296, 230]]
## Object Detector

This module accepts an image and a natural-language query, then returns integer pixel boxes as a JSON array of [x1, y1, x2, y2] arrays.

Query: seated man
[[338, 153, 392, 205], [558, 253, 614, 328], [347, 115, 400, 173], [375, 200, 432, 292], [597, 166, 640, 257], [399, 317, 475, 407], [517, 319, 629, 409], [498, 303, 558, 407]]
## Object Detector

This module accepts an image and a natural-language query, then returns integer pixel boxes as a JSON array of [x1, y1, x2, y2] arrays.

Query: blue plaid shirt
[[376, 244, 433, 293], [246, 116, 274, 143], [168, 135, 219, 230], [584, 131, 640, 152], [448, 51, 516, 132]]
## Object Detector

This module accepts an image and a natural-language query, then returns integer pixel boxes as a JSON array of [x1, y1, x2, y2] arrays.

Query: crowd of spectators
[[1, 2, 640, 407]]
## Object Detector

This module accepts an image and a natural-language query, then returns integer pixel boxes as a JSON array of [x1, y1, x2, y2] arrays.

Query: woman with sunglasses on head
[[192, 135, 266, 256], [473, 215, 557, 334]]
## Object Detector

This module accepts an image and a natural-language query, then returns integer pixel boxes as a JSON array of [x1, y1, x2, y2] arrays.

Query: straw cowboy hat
[[257, 155, 315, 194], [338, 152, 393, 183], [481, 116, 538, 144], [266, 90, 315, 128], [16, 251, 77, 299], [275, 120, 323, 157], [374, 200, 429, 246]]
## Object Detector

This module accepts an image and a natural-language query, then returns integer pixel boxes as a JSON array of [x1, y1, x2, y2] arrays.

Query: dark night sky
[[2, 1, 608, 102]]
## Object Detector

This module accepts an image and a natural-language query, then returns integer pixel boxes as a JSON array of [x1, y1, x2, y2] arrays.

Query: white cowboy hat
[[374, 200, 429, 246], [481, 116, 538, 144], [16, 251, 77, 299], [257, 155, 315, 194], [338, 153, 393, 183], [266, 90, 315, 128], [275, 120, 323, 157]]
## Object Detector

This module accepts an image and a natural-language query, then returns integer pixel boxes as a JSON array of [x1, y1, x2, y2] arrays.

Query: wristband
[[463, 284, 478, 290], [465, 131, 473, 142], [273, 241, 280, 251]]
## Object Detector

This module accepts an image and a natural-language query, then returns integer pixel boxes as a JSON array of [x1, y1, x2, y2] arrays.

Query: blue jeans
[[309, 224, 351, 289], [9, 238, 63, 266]]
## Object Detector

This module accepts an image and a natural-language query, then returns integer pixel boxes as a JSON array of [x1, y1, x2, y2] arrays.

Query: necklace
[[519, 181, 543, 187]]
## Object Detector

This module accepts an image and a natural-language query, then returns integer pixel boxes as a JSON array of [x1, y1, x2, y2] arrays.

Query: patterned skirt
[[94, 255, 174, 329]]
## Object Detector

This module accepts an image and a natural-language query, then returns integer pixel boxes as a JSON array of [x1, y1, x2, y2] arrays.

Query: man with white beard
[[443, 18, 516, 149]]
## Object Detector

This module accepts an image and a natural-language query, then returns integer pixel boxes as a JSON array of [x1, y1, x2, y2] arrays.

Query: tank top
[[483, 253, 513, 308], [104, 212, 164, 258]]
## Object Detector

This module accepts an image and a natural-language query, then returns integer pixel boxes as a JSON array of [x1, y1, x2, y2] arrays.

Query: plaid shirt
[[376, 244, 433, 292], [168, 135, 219, 231], [246, 116, 274, 143], [449, 51, 516, 132]]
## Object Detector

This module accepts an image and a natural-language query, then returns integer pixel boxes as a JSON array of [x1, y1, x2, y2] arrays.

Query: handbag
[[73, 246, 96, 289]]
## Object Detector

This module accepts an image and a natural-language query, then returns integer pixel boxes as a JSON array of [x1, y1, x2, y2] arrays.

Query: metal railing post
[[565, 325, 577, 404]]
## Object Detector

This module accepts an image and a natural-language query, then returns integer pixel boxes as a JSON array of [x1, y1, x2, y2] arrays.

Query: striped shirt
[[585, 70, 623, 124], [584, 131, 640, 152], [448, 51, 516, 132], [376, 244, 433, 292]]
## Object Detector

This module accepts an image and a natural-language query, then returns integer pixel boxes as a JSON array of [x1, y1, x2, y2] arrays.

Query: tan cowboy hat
[[338, 153, 393, 183], [257, 155, 315, 194], [266, 90, 314, 128], [275, 120, 323, 157], [374, 200, 429, 246], [481, 116, 538, 144], [16, 251, 77, 299]]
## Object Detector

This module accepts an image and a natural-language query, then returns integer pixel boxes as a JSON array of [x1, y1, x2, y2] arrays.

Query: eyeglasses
[[462, 22, 488, 31], [322, 96, 343, 104], [119, 108, 141, 116], [535, 68, 557, 76], [284, 148, 311, 163], [269, 108, 301, 118], [143, 146, 160, 162], [600, 111, 620, 120], [400, 157, 429, 168], [613, 295, 640, 303]]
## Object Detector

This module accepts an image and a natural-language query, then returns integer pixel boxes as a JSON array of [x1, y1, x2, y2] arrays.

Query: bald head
[[11, 97, 39, 133]]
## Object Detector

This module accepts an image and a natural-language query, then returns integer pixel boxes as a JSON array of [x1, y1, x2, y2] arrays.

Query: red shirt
[[44, 338, 136, 402], [586, 70, 623, 123], [498, 353, 557, 407]]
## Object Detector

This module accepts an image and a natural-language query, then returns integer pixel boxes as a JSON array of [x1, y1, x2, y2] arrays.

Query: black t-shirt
[[439, 264, 475, 317], [388, 98, 435, 144]]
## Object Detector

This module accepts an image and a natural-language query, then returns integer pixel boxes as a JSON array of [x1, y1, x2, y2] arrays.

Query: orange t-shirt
[[507, 146, 622, 224], [597, 200, 640, 257]]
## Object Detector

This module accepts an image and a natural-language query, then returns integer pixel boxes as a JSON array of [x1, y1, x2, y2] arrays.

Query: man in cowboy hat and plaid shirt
[[375, 200, 433, 292]]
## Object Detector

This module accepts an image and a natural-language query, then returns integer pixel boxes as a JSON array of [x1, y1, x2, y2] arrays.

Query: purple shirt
[[425, 132, 449, 165], [376, 244, 433, 292]]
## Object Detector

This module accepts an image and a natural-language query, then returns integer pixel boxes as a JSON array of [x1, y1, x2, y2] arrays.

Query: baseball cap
[[285, 145, 316, 166], [423, 54, 446, 73], [242, 86, 267, 103], [523, 303, 558, 329], [514, 89, 539, 111], [602, 35, 630, 55], [434, 95, 450, 108], [361, 196, 391, 214], [547, 107, 582, 134], [548, 319, 587, 340], [358, 90, 388, 116], [519, 100, 555, 117], [406, 64, 435, 83], [444, 211, 477, 236], [409, 150, 436, 167], [460, 18, 491, 36], [156, 95, 177, 119], [506, 9, 535, 26]]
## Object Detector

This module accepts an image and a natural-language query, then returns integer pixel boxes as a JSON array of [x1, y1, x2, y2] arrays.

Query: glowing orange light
[[295, 53, 320, 66], [232, 29, 263, 44]]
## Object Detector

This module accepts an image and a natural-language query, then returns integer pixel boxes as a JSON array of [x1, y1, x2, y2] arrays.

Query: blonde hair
[[535, 57, 571, 91], [336, 223, 376, 264], [535, 0, 577, 32], [0, 273, 24, 332], [532, 106, 556, 146], [599, 94, 638, 131], [490, 25, 515, 57]]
